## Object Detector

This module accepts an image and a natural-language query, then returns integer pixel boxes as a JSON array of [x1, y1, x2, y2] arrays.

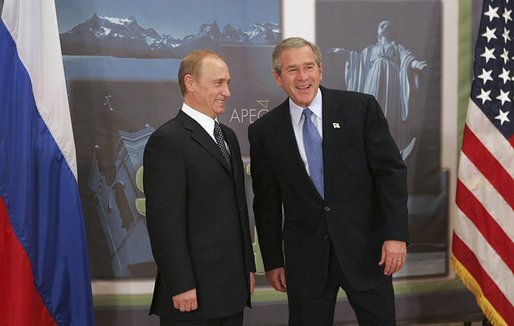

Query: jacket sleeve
[[143, 129, 196, 297], [226, 127, 257, 274], [248, 123, 285, 271], [363, 95, 410, 243]]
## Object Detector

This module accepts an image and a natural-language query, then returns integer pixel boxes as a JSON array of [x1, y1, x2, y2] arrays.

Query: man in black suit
[[144, 50, 256, 326], [248, 37, 409, 325]]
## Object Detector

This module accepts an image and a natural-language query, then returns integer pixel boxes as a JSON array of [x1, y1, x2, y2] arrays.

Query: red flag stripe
[[0, 198, 56, 325], [461, 124, 514, 209], [465, 103, 514, 173], [456, 180, 514, 274], [454, 208, 514, 305], [458, 153, 514, 240], [452, 233, 514, 323]]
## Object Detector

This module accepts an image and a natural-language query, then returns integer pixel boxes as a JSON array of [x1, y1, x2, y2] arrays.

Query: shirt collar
[[289, 88, 323, 126], [181, 102, 217, 137]]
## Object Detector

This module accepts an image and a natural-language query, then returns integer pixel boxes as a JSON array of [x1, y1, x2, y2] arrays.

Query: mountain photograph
[[60, 14, 280, 58]]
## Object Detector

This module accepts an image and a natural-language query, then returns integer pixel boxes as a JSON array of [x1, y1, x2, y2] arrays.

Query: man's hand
[[250, 272, 255, 294], [265, 267, 287, 292], [172, 288, 198, 312], [379, 240, 407, 275]]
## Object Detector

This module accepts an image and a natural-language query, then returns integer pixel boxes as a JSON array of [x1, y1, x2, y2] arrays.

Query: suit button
[[324, 206, 331, 212], [323, 235, 329, 240]]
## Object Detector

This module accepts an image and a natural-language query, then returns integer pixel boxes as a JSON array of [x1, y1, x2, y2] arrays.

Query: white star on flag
[[500, 48, 510, 63], [484, 5, 500, 21], [478, 68, 494, 84], [503, 8, 512, 23], [482, 26, 497, 42], [498, 67, 511, 83], [495, 109, 511, 125], [476, 88, 492, 104], [495, 89, 511, 105], [502, 26, 511, 42], [481, 46, 496, 62]]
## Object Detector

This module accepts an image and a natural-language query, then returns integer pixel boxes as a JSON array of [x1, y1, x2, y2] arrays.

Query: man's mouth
[[296, 84, 311, 90]]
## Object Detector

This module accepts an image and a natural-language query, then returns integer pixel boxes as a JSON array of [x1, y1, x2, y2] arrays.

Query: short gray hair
[[272, 37, 322, 74]]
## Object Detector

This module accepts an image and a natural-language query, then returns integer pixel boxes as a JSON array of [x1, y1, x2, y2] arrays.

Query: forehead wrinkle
[[212, 77, 230, 83]]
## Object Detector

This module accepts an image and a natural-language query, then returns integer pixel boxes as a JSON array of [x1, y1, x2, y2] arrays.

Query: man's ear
[[184, 74, 194, 92], [272, 71, 282, 87]]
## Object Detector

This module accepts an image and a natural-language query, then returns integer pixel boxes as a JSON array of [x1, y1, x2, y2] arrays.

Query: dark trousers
[[287, 247, 396, 326], [160, 311, 243, 326]]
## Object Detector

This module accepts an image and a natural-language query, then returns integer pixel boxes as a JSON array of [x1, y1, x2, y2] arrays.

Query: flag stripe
[[0, 198, 57, 326], [458, 154, 514, 240], [452, 234, 514, 324], [454, 209, 514, 305], [456, 180, 514, 274], [465, 102, 514, 177], [461, 125, 514, 209]]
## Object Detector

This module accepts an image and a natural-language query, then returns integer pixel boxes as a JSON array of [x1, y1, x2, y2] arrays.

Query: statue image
[[329, 20, 427, 160]]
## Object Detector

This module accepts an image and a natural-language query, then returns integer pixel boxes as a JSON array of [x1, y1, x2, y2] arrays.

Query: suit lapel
[[177, 111, 233, 175], [274, 102, 322, 200], [321, 87, 346, 201], [275, 104, 305, 171]]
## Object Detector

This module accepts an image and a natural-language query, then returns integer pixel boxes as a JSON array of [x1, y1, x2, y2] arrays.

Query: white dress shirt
[[289, 88, 323, 176], [181, 103, 217, 141], [181, 103, 230, 152]]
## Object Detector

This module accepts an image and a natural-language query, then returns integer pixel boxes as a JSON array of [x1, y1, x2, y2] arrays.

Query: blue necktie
[[302, 108, 324, 199]]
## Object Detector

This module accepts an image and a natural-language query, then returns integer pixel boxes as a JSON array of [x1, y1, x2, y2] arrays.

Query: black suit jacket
[[248, 86, 409, 297], [144, 110, 256, 320]]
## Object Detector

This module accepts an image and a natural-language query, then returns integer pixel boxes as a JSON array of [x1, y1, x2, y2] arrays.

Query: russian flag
[[0, 0, 94, 325]]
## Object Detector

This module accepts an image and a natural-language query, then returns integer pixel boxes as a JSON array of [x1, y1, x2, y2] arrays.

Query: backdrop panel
[[317, 0, 446, 279], [56, 0, 281, 279]]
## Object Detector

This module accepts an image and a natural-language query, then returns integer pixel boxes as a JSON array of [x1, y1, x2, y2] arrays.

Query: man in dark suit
[[248, 37, 409, 325], [144, 50, 256, 326]]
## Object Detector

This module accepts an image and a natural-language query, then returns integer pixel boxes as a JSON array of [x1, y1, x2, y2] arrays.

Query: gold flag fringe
[[452, 255, 509, 326]]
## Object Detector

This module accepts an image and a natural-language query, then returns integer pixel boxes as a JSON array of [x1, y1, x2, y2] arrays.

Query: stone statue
[[329, 20, 427, 160]]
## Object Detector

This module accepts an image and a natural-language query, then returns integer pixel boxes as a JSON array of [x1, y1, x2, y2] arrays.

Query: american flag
[[452, 0, 514, 325]]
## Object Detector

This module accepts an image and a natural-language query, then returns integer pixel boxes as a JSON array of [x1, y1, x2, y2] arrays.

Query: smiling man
[[144, 50, 255, 326], [248, 37, 409, 325]]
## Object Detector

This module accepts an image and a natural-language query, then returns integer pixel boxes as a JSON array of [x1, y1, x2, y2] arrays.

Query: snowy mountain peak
[[98, 15, 136, 26], [60, 15, 281, 58]]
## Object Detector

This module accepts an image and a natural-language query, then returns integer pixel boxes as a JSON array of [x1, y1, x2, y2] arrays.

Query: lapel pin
[[332, 123, 341, 129]]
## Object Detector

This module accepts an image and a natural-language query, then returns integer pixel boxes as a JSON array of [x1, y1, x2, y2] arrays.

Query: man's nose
[[222, 84, 231, 97], [296, 69, 308, 80]]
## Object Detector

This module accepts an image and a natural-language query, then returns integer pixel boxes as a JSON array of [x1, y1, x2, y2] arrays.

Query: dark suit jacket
[[144, 110, 256, 320], [248, 86, 409, 297]]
